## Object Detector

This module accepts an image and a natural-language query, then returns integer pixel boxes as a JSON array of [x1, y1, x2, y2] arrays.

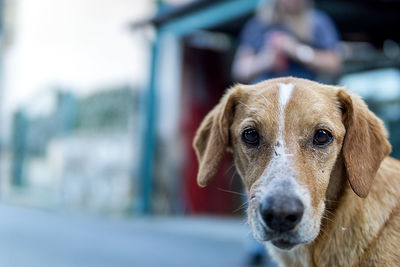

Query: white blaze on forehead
[[278, 83, 294, 109], [260, 82, 295, 183], [277, 83, 294, 148]]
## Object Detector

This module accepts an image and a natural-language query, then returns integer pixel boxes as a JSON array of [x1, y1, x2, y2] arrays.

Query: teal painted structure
[[137, 0, 261, 213], [158, 0, 260, 36], [11, 111, 28, 186], [11, 93, 78, 186]]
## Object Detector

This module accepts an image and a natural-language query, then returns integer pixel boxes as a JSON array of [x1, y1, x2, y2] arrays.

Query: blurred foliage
[[76, 86, 137, 131], [14, 86, 138, 157]]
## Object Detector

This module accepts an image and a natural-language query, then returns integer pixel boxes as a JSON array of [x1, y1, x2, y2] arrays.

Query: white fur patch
[[278, 83, 294, 109], [275, 83, 294, 158]]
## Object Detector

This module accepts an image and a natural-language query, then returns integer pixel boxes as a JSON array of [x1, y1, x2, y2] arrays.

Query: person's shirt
[[238, 10, 340, 83]]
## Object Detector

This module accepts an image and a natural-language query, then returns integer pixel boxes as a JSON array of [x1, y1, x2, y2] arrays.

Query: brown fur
[[193, 77, 399, 266]]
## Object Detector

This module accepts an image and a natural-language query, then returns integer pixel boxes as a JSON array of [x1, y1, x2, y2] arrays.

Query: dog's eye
[[242, 128, 259, 146], [313, 129, 333, 147]]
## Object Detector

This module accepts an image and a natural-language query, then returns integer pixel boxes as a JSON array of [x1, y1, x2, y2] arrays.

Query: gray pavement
[[0, 203, 256, 267]]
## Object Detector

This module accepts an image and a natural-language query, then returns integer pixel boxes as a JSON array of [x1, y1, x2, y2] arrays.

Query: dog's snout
[[259, 195, 304, 233]]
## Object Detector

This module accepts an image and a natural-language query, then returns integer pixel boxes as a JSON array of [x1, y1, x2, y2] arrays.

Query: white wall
[[2, 0, 155, 116]]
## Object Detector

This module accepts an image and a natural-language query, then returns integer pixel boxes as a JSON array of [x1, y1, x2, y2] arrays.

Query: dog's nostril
[[265, 213, 273, 223], [286, 214, 298, 223]]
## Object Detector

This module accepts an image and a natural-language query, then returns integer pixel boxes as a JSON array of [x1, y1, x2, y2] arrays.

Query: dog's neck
[[310, 155, 367, 266]]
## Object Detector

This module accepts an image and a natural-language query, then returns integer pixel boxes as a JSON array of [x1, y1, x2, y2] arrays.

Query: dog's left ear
[[337, 89, 391, 198], [193, 85, 242, 188]]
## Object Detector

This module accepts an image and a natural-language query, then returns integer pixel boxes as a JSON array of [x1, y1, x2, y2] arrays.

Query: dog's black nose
[[259, 195, 304, 233]]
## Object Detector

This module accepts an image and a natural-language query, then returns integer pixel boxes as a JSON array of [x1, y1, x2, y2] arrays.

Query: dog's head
[[193, 77, 391, 250]]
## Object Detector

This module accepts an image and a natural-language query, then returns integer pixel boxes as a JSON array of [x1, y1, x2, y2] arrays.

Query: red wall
[[180, 44, 243, 215]]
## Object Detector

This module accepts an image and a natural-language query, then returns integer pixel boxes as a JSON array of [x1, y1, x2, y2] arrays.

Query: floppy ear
[[193, 85, 242, 187], [337, 89, 391, 198]]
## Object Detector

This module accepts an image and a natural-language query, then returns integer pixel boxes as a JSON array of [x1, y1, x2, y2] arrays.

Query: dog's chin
[[252, 224, 312, 251]]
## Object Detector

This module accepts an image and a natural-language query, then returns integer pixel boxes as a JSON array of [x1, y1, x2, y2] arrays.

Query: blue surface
[[0, 203, 253, 267]]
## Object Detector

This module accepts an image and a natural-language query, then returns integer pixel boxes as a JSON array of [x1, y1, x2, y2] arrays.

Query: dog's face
[[193, 77, 391, 250], [230, 80, 346, 249]]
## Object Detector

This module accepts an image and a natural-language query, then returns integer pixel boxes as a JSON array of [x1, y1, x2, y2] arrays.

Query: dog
[[193, 77, 400, 266]]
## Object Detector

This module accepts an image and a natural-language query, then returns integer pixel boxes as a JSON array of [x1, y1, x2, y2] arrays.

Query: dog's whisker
[[237, 200, 248, 208], [322, 209, 335, 217], [318, 226, 329, 238], [324, 211, 338, 221], [324, 210, 336, 218], [233, 202, 248, 213], [217, 188, 246, 196], [231, 171, 241, 188], [240, 217, 249, 226], [224, 163, 236, 176], [233, 200, 248, 210], [321, 215, 335, 223], [225, 164, 239, 188]]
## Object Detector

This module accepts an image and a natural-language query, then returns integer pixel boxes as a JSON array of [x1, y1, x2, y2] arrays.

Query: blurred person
[[232, 0, 341, 265], [232, 0, 341, 84]]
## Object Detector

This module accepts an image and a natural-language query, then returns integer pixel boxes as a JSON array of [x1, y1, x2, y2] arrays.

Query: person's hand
[[269, 31, 298, 57], [262, 31, 292, 71], [267, 31, 317, 66]]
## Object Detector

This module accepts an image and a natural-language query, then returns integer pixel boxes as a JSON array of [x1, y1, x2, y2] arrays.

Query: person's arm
[[232, 44, 278, 83], [281, 38, 342, 75]]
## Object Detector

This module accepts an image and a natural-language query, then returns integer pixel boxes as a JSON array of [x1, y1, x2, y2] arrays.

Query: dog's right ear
[[337, 89, 391, 198], [193, 85, 242, 187]]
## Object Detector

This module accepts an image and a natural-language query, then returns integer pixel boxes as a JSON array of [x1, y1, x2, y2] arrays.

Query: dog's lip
[[271, 239, 298, 250], [256, 224, 301, 245], [257, 224, 305, 249]]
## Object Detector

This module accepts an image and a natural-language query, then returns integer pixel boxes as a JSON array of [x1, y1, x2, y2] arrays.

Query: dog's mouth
[[253, 222, 304, 250], [271, 239, 298, 250], [252, 215, 311, 250]]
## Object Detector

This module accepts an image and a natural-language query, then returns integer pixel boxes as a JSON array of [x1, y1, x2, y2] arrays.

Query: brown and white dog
[[193, 77, 400, 266]]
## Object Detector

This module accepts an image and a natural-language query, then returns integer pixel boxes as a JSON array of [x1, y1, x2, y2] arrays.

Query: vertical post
[[136, 32, 161, 214], [11, 110, 28, 186], [57, 91, 77, 135]]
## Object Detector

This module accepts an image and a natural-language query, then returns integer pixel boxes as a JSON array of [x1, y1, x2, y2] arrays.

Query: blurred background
[[0, 0, 399, 266]]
